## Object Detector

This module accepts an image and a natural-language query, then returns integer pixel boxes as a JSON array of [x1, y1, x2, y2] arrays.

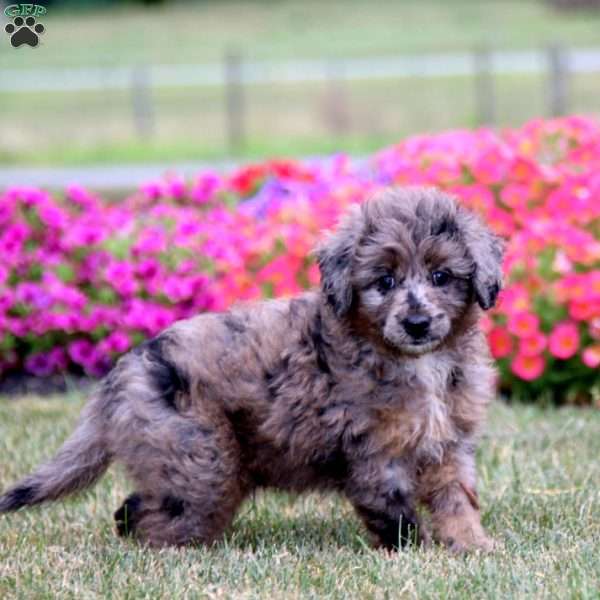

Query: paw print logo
[[5, 16, 45, 48]]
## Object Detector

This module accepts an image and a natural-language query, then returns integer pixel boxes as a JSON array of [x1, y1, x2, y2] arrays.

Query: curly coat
[[0, 187, 504, 552]]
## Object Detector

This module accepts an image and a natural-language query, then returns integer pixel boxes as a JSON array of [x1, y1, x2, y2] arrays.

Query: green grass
[[1, 395, 599, 599], [1, 71, 590, 166]]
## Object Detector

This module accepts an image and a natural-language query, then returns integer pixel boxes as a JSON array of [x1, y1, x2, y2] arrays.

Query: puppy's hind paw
[[114, 493, 142, 537]]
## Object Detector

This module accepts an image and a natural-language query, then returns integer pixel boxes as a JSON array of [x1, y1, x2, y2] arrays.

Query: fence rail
[[2, 47, 600, 92], [0, 45, 596, 152]]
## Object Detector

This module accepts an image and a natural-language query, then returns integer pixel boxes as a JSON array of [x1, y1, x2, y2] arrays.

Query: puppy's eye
[[378, 274, 396, 292], [431, 270, 451, 286]]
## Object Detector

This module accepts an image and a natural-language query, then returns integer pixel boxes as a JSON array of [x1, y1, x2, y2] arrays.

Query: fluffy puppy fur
[[0, 187, 504, 553]]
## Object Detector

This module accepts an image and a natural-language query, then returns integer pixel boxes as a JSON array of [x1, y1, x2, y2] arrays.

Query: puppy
[[0, 187, 503, 552]]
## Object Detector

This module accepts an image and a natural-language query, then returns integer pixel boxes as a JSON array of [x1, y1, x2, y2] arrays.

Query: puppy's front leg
[[346, 458, 424, 550], [418, 442, 494, 553]]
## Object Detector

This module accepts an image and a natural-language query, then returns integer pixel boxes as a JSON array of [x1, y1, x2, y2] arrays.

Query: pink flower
[[499, 284, 530, 313], [164, 276, 194, 302], [136, 258, 161, 280], [518, 332, 547, 357], [488, 327, 513, 359], [191, 172, 221, 204], [15, 282, 53, 309], [0, 264, 8, 287], [507, 312, 540, 338], [66, 184, 91, 206], [582, 345, 600, 368], [500, 183, 529, 210], [166, 176, 186, 199], [140, 180, 165, 200], [38, 203, 68, 230], [0, 195, 15, 226], [99, 333, 129, 357], [451, 183, 496, 214], [104, 331, 130, 354], [132, 227, 167, 255], [64, 223, 105, 248], [590, 318, 600, 341], [470, 147, 510, 185], [105, 260, 138, 297], [0, 222, 30, 255], [548, 321, 580, 360], [511, 353, 545, 381]]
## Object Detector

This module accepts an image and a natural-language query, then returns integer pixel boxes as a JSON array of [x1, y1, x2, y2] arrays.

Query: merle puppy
[[0, 187, 504, 552]]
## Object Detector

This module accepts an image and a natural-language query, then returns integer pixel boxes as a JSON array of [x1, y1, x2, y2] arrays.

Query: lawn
[[0, 72, 590, 166], [2, 0, 600, 166], [0, 394, 598, 598]]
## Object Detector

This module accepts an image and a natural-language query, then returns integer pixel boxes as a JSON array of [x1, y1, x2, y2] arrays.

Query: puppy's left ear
[[315, 205, 364, 317], [456, 209, 505, 310]]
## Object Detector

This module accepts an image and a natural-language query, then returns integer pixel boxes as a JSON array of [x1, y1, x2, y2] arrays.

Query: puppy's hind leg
[[106, 336, 250, 547], [114, 413, 247, 548]]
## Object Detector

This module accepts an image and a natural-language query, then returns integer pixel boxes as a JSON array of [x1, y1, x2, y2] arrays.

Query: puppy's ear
[[315, 205, 364, 317], [456, 208, 505, 310]]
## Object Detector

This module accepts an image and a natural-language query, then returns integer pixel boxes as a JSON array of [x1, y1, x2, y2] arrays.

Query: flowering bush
[[1, 116, 599, 404]]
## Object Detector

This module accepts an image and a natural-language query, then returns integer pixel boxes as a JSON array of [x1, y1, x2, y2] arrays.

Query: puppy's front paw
[[444, 531, 496, 554]]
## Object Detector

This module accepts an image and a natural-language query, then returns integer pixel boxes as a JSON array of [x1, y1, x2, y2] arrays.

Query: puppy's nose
[[402, 315, 431, 339]]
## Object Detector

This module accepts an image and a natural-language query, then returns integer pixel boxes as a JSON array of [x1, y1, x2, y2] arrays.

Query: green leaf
[[0, 333, 15, 352], [55, 263, 75, 283]]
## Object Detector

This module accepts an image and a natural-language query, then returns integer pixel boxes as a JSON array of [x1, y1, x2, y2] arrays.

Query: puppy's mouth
[[399, 338, 442, 355], [383, 335, 443, 355]]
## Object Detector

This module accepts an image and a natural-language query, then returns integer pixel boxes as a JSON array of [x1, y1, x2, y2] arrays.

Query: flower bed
[[1, 116, 599, 403]]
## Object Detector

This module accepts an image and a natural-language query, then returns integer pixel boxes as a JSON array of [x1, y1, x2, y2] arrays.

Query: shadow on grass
[[225, 510, 365, 553]]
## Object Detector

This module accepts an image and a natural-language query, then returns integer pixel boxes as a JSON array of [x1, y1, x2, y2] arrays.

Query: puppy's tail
[[0, 392, 112, 513]]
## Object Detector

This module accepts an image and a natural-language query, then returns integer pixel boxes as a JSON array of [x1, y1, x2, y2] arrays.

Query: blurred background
[[2, 0, 600, 189]]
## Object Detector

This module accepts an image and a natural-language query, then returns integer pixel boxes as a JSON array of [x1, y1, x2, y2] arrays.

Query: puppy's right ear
[[315, 205, 363, 317]]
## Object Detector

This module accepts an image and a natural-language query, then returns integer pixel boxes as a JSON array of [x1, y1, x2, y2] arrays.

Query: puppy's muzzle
[[401, 314, 432, 341]]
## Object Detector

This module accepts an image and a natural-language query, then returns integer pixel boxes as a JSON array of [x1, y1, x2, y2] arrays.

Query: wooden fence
[[1, 45, 596, 153]]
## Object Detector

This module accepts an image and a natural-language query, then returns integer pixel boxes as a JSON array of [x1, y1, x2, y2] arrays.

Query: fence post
[[474, 46, 495, 126], [547, 44, 569, 117], [131, 65, 155, 139], [225, 50, 245, 155], [325, 60, 350, 137]]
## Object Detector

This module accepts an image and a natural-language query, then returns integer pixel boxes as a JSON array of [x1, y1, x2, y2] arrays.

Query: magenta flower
[[15, 282, 53, 309], [66, 184, 99, 210], [25, 352, 54, 377], [166, 176, 186, 199], [191, 172, 222, 204], [68, 339, 95, 367], [0, 264, 9, 287], [140, 180, 164, 200], [101, 331, 131, 354], [136, 258, 161, 280], [48, 348, 68, 371]]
